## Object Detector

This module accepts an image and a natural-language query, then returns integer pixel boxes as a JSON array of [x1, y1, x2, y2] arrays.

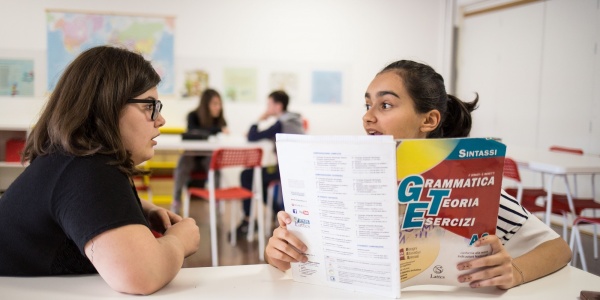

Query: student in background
[[0, 46, 200, 295], [264, 60, 571, 289], [171, 88, 229, 214], [236, 90, 304, 237]]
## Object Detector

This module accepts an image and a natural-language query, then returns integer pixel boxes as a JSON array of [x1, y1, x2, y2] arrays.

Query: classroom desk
[[506, 146, 600, 226], [0, 264, 598, 299], [153, 134, 274, 156]]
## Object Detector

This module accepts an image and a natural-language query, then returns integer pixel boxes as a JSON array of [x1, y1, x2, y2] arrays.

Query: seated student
[[171, 88, 229, 213], [236, 90, 304, 237], [264, 60, 571, 289], [0, 46, 200, 295]]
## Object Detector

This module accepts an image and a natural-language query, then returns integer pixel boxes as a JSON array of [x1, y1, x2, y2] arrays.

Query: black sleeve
[[187, 112, 201, 130], [247, 121, 282, 141], [51, 156, 148, 255]]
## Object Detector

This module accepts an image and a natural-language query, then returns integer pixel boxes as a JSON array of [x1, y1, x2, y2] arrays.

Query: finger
[[273, 227, 308, 253], [459, 265, 513, 288], [474, 235, 503, 253], [276, 211, 292, 228], [457, 237, 508, 270], [168, 210, 183, 224], [267, 236, 308, 263]]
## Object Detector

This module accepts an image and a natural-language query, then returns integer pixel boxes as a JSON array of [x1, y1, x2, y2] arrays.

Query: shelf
[[0, 161, 27, 168]]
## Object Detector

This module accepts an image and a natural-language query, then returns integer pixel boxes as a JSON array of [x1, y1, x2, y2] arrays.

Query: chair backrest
[[503, 157, 522, 183], [209, 148, 263, 170], [549, 145, 584, 155]]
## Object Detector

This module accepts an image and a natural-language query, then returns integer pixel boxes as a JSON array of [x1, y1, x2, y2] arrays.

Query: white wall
[[0, 0, 452, 136], [456, 0, 600, 155], [456, 0, 600, 199]]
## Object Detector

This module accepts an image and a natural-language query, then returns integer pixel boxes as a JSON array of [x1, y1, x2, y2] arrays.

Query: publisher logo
[[294, 217, 311, 228], [433, 265, 443, 274]]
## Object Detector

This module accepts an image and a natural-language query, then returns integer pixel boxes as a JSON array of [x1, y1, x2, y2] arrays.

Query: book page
[[276, 134, 400, 298]]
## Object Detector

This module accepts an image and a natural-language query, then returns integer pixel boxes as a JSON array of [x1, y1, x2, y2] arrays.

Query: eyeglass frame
[[126, 99, 163, 121]]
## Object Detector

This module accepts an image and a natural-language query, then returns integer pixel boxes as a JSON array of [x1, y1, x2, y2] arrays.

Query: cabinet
[[0, 126, 29, 194], [134, 127, 186, 205]]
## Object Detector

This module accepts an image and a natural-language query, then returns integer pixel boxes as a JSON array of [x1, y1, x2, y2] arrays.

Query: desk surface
[[154, 134, 273, 152], [0, 264, 598, 299], [507, 146, 600, 174]]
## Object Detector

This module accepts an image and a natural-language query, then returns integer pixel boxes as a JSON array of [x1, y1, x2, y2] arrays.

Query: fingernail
[[285, 218, 292, 224], [302, 256, 308, 263]]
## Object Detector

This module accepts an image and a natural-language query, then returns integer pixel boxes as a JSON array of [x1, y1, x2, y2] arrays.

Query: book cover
[[395, 138, 506, 287]]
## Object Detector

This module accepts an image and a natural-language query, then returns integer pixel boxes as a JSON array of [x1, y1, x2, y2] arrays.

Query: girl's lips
[[366, 129, 383, 135]]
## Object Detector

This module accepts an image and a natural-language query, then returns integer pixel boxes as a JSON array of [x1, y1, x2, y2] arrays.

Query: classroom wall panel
[[0, 0, 451, 136]]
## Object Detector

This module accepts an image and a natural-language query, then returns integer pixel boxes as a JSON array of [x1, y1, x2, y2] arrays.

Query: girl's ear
[[420, 110, 441, 134]]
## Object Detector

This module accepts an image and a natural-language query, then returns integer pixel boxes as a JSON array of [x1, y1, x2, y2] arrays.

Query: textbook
[[275, 134, 506, 298]]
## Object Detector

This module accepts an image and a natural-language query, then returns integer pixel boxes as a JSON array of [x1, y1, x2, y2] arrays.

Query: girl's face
[[208, 95, 222, 118], [119, 87, 165, 165], [363, 72, 432, 139]]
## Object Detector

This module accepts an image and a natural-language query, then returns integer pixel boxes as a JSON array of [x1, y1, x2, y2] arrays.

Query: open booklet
[[275, 134, 506, 298]]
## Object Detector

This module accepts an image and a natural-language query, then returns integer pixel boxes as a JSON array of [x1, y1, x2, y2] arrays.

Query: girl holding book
[[264, 60, 571, 290]]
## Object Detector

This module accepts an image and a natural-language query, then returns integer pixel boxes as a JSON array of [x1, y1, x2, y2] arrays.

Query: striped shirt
[[496, 189, 560, 257]]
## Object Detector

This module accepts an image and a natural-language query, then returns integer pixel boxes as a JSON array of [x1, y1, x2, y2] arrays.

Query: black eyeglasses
[[126, 99, 163, 121]]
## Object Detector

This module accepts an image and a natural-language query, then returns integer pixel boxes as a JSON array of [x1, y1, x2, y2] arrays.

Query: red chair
[[549, 146, 599, 258], [569, 216, 600, 271], [503, 157, 571, 237], [183, 148, 265, 266]]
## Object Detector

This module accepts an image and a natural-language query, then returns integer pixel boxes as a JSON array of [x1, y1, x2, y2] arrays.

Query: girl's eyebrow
[[377, 91, 400, 98], [365, 90, 400, 99]]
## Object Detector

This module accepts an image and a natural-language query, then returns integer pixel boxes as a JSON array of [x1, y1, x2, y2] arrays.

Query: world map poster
[[46, 10, 175, 94]]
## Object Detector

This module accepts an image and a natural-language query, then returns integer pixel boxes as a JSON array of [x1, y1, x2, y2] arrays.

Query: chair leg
[[575, 227, 588, 271], [247, 195, 257, 242], [182, 186, 190, 218], [570, 226, 577, 267], [209, 196, 219, 267], [230, 202, 237, 246], [562, 213, 568, 242], [257, 193, 265, 262], [265, 184, 274, 237]]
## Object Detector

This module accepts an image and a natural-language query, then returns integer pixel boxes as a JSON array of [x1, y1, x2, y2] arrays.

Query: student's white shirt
[[495, 190, 560, 258]]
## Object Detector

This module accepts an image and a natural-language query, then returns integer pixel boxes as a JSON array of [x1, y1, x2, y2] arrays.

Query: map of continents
[[46, 11, 174, 94]]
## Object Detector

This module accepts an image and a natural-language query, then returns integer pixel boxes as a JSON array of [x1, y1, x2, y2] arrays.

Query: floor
[[169, 199, 600, 277]]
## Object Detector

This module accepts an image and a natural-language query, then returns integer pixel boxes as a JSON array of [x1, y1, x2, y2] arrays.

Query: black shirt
[[0, 152, 148, 275]]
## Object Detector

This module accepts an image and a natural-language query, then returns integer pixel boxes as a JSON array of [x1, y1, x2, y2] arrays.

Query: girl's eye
[[382, 103, 392, 109], [145, 104, 154, 111], [365, 104, 372, 111]]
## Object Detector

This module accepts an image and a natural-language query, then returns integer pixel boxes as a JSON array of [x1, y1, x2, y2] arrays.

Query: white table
[[154, 134, 274, 157], [0, 264, 598, 299], [506, 146, 600, 225]]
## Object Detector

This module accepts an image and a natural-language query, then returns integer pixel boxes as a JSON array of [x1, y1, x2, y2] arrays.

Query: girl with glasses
[[0, 45, 200, 295]]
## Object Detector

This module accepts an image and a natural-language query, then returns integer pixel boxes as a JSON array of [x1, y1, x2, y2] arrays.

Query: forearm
[[87, 226, 188, 295], [510, 237, 571, 286]]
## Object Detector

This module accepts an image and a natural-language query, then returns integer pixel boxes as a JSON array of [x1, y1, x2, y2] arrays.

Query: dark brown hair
[[269, 90, 290, 111], [380, 60, 478, 138], [195, 88, 227, 128], [22, 45, 161, 176]]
